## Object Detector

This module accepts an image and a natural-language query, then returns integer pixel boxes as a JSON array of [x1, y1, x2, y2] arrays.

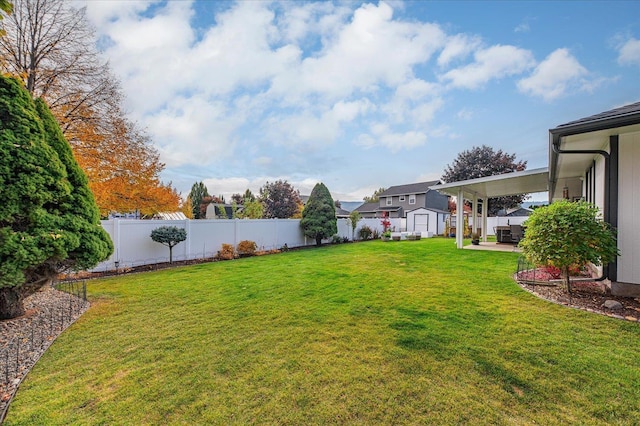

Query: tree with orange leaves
[[0, 0, 179, 217]]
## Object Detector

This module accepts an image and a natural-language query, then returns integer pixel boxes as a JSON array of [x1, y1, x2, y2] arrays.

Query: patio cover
[[429, 167, 549, 248]]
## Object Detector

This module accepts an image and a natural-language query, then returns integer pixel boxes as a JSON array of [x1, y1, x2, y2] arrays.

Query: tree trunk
[[563, 266, 572, 294], [0, 286, 26, 320], [316, 236, 322, 246]]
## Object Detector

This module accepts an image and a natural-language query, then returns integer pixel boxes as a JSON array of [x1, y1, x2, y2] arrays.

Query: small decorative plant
[[471, 232, 480, 245], [237, 240, 257, 257], [217, 243, 237, 260]]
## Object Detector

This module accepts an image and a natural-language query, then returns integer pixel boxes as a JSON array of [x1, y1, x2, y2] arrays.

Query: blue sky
[[81, 0, 640, 202]]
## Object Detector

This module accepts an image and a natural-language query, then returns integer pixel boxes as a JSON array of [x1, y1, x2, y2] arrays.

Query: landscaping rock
[[602, 300, 623, 311]]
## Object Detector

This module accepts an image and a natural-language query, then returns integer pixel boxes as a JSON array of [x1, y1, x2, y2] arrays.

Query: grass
[[6, 238, 640, 425]]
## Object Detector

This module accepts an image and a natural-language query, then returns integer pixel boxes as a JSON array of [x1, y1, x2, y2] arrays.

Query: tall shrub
[[0, 76, 113, 318], [520, 200, 618, 293], [300, 182, 337, 246]]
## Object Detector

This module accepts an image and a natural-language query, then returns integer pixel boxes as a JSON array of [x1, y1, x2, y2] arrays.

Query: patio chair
[[510, 224, 523, 243]]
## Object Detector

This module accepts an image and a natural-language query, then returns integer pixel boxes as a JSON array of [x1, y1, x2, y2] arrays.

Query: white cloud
[[440, 44, 536, 89], [145, 96, 243, 167], [270, 2, 446, 102], [357, 123, 428, 152], [437, 34, 481, 67], [617, 37, 640, 66], [514, 22, 530, 33], [517, 48, 588, 101]]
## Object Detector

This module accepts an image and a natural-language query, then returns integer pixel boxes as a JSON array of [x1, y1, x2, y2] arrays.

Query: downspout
[[550, 136, 618, 282]]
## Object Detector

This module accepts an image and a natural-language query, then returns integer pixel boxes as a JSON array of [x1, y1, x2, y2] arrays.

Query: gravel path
[[0, 286, 89, 422]]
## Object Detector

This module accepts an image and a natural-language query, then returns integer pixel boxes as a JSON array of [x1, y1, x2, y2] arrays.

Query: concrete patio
[[463, 242, 522, 253]]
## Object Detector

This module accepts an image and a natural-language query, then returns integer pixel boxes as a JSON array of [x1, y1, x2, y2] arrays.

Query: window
[[409, 194, 416, 204], [386, 197, 392, 206], [399, 195, 405, 202]]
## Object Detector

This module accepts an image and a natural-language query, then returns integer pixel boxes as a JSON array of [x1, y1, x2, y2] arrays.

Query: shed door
[[414, 214, 429, 233]]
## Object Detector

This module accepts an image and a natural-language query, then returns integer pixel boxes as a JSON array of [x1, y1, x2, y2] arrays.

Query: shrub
[[520, 200, 618, 294], [331, 235, 343, 244], [372, 228, 380, 240], [217, 243, 237, 260], [237, 240, 257, 256], [358, 225, 373, 240]]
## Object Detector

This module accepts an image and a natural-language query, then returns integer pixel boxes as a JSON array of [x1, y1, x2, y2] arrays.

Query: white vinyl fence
[[93, 217, 401, 272]]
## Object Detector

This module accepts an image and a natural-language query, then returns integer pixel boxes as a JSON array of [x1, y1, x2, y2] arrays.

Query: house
[[495, 207, 533, 217], [431, 100, 640, 296], [549, 101, 640, 296], [377, 181, 449, 219], [353, 202, 381, 219]]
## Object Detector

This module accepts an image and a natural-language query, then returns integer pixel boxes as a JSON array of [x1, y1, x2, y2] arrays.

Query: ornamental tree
[[300, 182, 337, 246], [259, 180, 301, 219], [0, 75, 113, 319], [519, 200, 619, 294], [150, 226, 187, 263], [348, 210, 361, 241]]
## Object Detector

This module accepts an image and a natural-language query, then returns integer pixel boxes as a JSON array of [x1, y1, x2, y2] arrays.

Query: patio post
[[481, 197, 488, 242], [456, 188, 464, 249], [471, 194, 478, 236]]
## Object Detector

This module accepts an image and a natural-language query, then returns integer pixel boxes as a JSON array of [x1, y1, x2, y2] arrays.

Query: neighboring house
[[355, 181, 450, 235], [205, 203, 240, 219], [335, 206, 351, 219], [353, 202, 380, 219], [377, 181, 449, 219], [549, 101, 640, 296], [495, 207, 533, 217]]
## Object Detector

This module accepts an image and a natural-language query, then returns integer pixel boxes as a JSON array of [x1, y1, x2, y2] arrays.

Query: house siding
[[617, 131, 640, 284]]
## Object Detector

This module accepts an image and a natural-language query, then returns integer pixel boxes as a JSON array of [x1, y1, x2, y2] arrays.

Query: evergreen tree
[[300, 183, 337, 246], [189, 181, 209, 219], [0, 75, 112, 318]]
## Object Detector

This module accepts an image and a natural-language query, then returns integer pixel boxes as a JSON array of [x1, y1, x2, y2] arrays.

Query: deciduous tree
[[363, 187, 386, 203], [348, 210, 361, 241], [442, 145, 527, 215], [0, 0, 179, 216], [0, 75, 112, 318], [259, 180, 301, 219], [300, 183, 337, 246]]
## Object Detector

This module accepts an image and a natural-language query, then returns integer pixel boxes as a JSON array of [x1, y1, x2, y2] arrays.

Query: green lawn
[[6, 238, 640, 425]]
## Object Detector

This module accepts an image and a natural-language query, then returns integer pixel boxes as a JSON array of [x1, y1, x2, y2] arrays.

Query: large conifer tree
[[300, 183, 337, 246], [0, 75, 112, 319]]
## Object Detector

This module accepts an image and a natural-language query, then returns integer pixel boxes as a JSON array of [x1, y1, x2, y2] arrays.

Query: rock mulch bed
[[0, 287, 89, 421], [516, 271, 640, 322]]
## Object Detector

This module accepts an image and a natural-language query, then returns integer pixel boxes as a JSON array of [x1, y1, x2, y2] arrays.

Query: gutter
[[549, 133, 619, 283]]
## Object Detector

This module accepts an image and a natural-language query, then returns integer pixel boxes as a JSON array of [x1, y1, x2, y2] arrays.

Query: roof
[[335, 207, 351, 217], [552, 101, 640, 134], [549, 101, 640, 199], [354, 202, 380, 213], [156, 212, 188, 220], [378, 180, 441, 197], [429, 167, 549, 200]]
